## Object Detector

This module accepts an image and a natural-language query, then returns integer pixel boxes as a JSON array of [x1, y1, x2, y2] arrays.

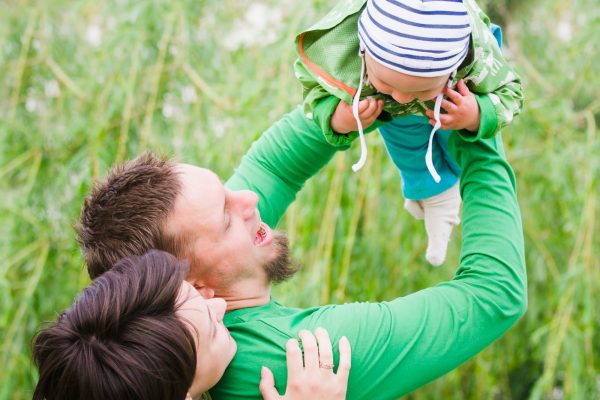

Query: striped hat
[[358, 0, 472, 77]]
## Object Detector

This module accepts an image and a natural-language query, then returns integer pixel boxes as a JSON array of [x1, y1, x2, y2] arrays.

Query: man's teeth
[[257, 225, 266, 241]]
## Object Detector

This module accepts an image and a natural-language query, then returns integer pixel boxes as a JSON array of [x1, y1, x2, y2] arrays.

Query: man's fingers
[[337, 336, 351, 379], [314, 327, 334, 371], [259, 366, 280, 400], [285, 338, 304, 377], [298, 330, 319, 371]]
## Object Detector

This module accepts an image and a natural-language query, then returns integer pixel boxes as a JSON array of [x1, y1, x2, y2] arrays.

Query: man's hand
[[425, 79, 480, 132], [330, 97, 384, 134], [259, 328, 351, 400]]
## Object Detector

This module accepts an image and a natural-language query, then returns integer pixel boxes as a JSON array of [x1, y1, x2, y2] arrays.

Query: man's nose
[[233, 190, 258, 219], [207, 298, 227, 322]]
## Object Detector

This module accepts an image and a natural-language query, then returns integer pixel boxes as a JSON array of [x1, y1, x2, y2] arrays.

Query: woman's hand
[[260, 328, 351, 400]]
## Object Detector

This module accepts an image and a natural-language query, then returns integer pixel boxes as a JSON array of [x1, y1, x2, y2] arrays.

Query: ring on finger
[[319, 362, 335, 370]]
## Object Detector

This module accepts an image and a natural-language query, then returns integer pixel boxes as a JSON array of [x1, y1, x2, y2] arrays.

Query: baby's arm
[[330, 97, 383, 134], [294, 59, 385, 147]]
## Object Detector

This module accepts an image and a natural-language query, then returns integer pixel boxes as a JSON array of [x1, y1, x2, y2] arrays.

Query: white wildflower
[[556, 20, 572, 43], [162, 100, 182, 120], [221, 3, 284, 51], [181, 85, 198, 104], [85, 24, 103, 47], [25, 97, 38, 113], [211, 117, 234, 138], [196, 14, 216, 42], [44, 80, 61, 98], [551, 387, 563, 400]]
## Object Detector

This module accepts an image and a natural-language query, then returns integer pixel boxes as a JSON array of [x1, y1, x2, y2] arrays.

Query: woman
[[32, 250, 350, 399]]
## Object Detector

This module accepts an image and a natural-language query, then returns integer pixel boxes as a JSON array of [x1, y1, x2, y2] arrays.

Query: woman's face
[[176, 281, 237, 397]]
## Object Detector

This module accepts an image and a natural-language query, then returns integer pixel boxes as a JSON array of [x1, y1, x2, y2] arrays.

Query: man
[[77, 106, 527, 399]]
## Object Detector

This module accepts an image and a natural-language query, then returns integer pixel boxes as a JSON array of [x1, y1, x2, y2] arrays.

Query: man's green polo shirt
[[216, 107, 526, 399]]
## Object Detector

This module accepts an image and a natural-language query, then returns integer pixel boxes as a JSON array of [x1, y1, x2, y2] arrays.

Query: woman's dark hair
[[32, 250, 197, 400]]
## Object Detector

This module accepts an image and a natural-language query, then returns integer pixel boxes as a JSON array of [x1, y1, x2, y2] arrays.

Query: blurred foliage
[[0, 0, 598, 399]]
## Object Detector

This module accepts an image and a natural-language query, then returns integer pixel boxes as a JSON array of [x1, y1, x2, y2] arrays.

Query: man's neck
[[217, 281, 271, 312], [224, 295, 270, 311]]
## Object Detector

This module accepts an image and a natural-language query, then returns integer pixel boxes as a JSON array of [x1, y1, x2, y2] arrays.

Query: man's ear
[[185, 392, 193, 400], [187, 280, 215, 299]]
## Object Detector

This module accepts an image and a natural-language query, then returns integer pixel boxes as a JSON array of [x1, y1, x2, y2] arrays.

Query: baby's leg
[[378, 115, 458, 200], [378, 116, 461, 266]]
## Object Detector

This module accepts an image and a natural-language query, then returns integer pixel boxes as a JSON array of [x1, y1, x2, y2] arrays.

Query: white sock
[[404, 182, 461, 266]]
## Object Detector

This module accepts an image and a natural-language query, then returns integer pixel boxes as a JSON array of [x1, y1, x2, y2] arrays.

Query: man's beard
[[264, 231, 298, 283]]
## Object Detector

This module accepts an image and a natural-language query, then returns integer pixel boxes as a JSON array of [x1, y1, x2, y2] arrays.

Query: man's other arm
[[305, 133, 527, 398], [226, 106, 349, 227]]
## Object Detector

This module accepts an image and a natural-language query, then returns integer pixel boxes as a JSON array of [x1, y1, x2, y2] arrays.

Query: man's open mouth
[[255, 222, 273, 246]]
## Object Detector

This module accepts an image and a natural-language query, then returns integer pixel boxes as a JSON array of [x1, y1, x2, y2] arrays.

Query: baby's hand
[[426, 79, 480, 132], [330, 97, 384, 134]]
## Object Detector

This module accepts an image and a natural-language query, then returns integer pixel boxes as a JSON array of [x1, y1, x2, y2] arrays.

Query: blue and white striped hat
[[358, 0, 473, 77]]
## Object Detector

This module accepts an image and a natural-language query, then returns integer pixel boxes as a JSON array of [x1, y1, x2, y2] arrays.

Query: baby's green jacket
[[294, 0, 524, 147]]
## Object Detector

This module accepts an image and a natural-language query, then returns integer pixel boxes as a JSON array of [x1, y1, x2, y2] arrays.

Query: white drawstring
[[351, 50, 368, 172], [425, 71, 456, 183]]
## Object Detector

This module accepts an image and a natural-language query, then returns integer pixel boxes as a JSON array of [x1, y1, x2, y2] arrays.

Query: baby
[[295, 0, 523, 265]]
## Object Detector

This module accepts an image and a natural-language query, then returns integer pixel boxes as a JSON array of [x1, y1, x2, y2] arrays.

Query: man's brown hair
[[32, 250, 197, 400], [77, 152, 183, 279]]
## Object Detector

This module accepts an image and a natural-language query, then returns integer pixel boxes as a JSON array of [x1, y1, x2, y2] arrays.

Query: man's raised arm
[[224, 107, 527, 398], [308, 133, 528, 398], [225, 106, 349, 227]]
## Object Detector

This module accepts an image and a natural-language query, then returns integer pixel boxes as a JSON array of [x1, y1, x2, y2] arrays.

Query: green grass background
[[1, 0, 598, 398]]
